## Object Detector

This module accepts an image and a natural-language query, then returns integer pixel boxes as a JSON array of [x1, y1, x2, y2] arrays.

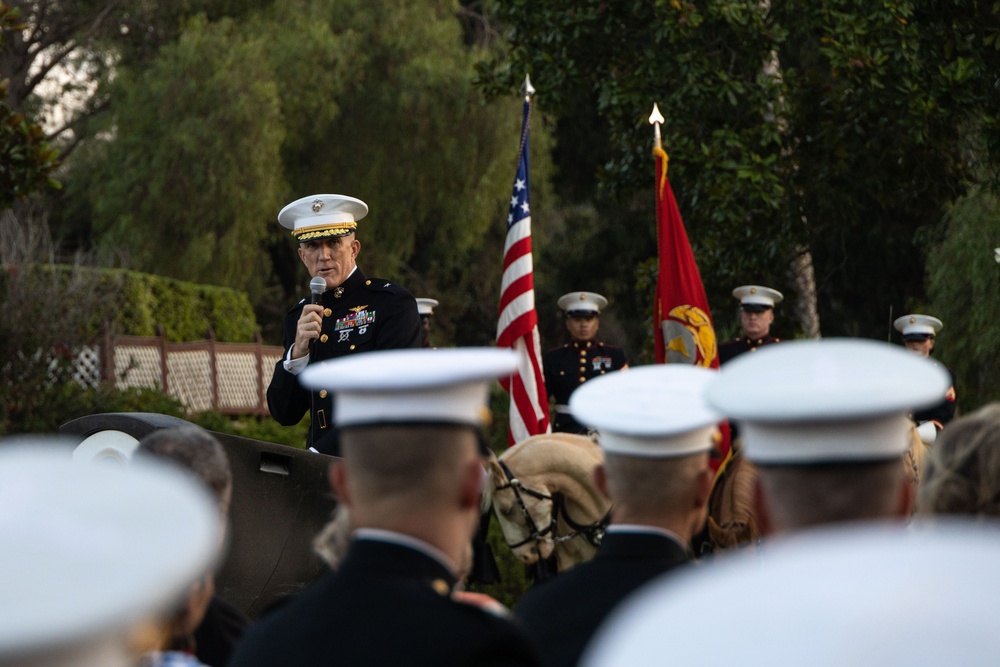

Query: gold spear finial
[[648, 103, 664, 150]]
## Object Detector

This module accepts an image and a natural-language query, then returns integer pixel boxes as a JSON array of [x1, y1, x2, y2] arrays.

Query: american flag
[[496, 90, 550, 446]]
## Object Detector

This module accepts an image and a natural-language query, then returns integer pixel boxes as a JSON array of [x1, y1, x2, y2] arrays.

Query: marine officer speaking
[[543, 291, 628, 434], [266, 194, 421, 455], [718, 285, 783, 365]]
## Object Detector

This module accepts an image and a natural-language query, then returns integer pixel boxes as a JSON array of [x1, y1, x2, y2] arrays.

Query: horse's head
[[485, 456, 556, 564]]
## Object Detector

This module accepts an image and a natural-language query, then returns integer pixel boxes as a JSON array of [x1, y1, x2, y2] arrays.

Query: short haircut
[[136, 427, 232, 507], [919, 403, 1000, 518], [603, 452, 707, 517], [756, 459, 906, 529], [340, 424, 478, 508]]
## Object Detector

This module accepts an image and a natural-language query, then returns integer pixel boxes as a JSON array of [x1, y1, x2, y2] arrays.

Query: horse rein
[[494, 460, 609, 551]]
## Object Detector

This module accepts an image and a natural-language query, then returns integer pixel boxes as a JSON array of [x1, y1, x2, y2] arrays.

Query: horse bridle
[[494, 460, 610, 551]]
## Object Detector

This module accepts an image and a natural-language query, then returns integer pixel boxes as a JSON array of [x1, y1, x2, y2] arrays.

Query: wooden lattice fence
[[72, 331, 284, 416]]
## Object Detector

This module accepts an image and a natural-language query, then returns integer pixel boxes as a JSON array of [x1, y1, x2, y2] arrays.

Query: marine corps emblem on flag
[[662, 304, 717, 367]]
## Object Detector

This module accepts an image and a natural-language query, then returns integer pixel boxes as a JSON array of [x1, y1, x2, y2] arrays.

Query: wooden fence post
[[157, 326, 168, 393], [102, 324, 114, 384], [207, 328, 219, 412], [255, 331, 266, 415]]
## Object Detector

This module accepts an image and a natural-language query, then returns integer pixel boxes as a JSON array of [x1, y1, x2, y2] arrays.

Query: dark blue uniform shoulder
[[361, 276, 412, 297]]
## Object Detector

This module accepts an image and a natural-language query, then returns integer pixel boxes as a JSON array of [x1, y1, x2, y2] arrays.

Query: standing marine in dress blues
[[703, 284, 783, 554], [718, 285, 784, 364], [894, 313, 957, 444], [516, 365, 717, 667], [266, 194, 421, 456], [416, 298, 439, 348], [543, 292, 628, 434]]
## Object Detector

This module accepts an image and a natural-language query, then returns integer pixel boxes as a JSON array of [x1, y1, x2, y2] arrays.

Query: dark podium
[[59, 412, 336, 617]]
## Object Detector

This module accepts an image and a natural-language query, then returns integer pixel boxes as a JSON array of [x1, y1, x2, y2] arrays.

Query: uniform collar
[[353, 528, 458, 577], [337, 531, 459, 595], [322, 267, 367, 301], [740, 334, 773, 346], [607, 524, 686, 545], [597, 526, 691, 560]]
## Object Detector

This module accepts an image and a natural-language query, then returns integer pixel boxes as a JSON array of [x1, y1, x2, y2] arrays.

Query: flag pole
[[520, 73, 536, 100], [517, 75, 535, 158], [648, 103, 664, 151], [650, 103, 667, 364], [497, 73, 550, 446]]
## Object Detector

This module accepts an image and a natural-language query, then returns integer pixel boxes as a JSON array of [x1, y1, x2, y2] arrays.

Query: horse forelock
[[499, 433, 603, 475]]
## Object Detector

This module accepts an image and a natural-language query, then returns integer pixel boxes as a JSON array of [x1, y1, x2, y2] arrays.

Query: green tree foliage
[[1, 0, 272, 153], [0, 85, 60, 207], [0, 3, 60, 207], [61, 0, 555, 346], [78, 16, 285, 297], [4, 264, 259, 341], [927, 188, 1000, 412], [478, 0, 1000, 340], [257, 0, 555, 346]]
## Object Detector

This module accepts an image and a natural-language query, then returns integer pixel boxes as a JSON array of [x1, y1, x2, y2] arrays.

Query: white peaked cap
[[557, 291, 609, 315], [893, 313, 943, 338], [299, 347, 518, 428], [0, 443, 220, 667], [416, 298, 439, 316], [705, 338, 950, 464], [278, 194, 368, 241], [732, 285, 783, 308], [583, 520, 1000, 667], [570, 365, 721, 458]]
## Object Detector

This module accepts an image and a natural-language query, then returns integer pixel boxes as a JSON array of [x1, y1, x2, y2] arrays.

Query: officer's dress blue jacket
[[266, 268, 421, 455], [227, 533, 541, 667], [515, 528, 691, 667]]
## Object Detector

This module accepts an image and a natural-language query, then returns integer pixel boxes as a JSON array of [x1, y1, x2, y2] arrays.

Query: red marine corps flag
[[649, 104, 719, 369], [496, 76, 550, 446], [648, 105, 729, 469]]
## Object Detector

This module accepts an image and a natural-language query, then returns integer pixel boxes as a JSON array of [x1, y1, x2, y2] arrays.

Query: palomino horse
[[483, 433, 611, 576]]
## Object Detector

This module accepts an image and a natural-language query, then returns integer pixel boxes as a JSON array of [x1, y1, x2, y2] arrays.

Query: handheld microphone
[[309, 276, 326, 305], [307, 276, 326, 453]]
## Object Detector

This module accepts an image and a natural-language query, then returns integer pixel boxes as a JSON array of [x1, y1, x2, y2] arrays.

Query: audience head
[[583, 520, 1000, 666], [919, 403, 1000, 518], [136, 427, 233, 518], [132, 427, 233, 657], [0, 442, 219, 667], [707, 338, 951, 533], [299, 348, 517, 559], [570, 364, 720, 536]]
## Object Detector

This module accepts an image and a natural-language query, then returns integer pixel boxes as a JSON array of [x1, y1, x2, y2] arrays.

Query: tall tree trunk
[[759, 0, 821, 338], [787, 243, 821, 338]]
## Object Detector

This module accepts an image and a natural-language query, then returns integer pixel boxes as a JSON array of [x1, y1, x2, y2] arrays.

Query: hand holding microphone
[[291, 277, 328, 359]]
